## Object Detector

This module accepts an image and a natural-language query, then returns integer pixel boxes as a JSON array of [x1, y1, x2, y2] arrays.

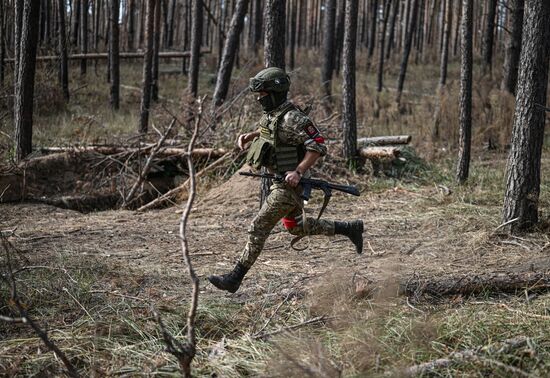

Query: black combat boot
[[334, 220, 364, 254], [208, 262, 249, 293]]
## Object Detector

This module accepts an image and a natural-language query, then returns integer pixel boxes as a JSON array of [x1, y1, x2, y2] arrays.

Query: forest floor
[[3, 154, 550, 376], [2, 57, 550, 376]]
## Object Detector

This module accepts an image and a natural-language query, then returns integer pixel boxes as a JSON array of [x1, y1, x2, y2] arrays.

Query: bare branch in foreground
[[156, 96, 205, 377], [0, 236, 80, 378], [122, 118, 177, 208]]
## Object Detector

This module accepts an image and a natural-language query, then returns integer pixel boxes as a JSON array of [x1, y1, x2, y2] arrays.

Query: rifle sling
[[290, 189, 332, 252]]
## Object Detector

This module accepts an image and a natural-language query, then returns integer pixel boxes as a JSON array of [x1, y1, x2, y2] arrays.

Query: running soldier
[[208, 67, 364, 293]]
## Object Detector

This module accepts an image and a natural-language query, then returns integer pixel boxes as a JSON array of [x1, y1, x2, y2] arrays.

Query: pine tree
[[502, 0, 550, 232], [14, 0, 41, 161], [342, 0, 359, 164], [456, 0, 473, 183]]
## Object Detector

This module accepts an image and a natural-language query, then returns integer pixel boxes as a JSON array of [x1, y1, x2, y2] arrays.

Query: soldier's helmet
[[249, 67, 290, 93]]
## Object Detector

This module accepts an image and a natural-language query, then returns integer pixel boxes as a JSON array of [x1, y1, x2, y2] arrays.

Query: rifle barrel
[[239, 172, 360, 196]]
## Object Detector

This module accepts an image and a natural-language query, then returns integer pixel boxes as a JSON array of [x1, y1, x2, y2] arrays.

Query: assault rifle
[[239, 171, 360, 219]]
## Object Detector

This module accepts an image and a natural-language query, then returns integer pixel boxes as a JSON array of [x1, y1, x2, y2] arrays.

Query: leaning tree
[[212, 0, 250, 108]]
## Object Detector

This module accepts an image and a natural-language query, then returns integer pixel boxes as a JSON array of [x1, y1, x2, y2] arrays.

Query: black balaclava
[[258, 91, 288, 112]]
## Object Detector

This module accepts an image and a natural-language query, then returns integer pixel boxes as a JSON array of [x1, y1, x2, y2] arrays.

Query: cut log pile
[[325, 135, 411, 160], [357, 135, 410, 161]]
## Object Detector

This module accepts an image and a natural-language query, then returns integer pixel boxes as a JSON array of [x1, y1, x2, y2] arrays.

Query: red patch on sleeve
[[304, 124, 320, 138], [314, 136, 325, 144]]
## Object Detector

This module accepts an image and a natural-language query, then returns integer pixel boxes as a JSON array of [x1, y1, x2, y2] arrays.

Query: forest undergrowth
[[2, 51, 550, 376]]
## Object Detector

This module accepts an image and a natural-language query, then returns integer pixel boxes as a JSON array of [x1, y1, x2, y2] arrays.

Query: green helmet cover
[[249, 67, 291, 93]]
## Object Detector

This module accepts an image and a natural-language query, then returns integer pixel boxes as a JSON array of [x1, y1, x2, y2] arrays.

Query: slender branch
[[180, 95, 204, 355], [252, 315, 329, 340], [122, 118, 177, 208], [137, 150, 234, 211], [0, 237, 80, 377], [155, 95, 206, 377], [535, 103, 550, 113]]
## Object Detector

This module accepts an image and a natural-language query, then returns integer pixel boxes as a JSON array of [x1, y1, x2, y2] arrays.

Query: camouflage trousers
[[239, 182, 335, 269]]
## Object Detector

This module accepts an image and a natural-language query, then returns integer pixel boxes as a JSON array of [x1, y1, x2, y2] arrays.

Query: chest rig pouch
[[246, 103, 305, 174]]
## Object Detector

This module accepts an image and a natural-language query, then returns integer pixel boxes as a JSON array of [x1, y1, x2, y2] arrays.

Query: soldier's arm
[[282, 110, 327, 186], [237, 130, 260, 150]]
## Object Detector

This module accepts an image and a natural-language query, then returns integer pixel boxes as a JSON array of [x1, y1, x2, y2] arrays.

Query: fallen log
[[37, 146, 229, 159], [5, 49, 210, 62], [358, 146, 401, 160], [31, 194, 120, 212], [403, 336, 529, 377], [400, 271, 550, 298], [358, 135, 411, 146]]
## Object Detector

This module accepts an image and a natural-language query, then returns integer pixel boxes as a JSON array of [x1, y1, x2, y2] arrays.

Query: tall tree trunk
[[395, 0, 419, 105], [0, 0, 5, 85], [439, 0, 452, 87], [377, 0, 391, 92], [80, 0, 88, 75], [14, 0, 41, 162], [261, 0, 286, 206], [342, 0, 358, 165], [502, 0, 550, 232], [264, 0, 286, 68], [167, 0, 176, 46], [252, 0, 262, 52], [94, 0, 101, 50], [212, 0, 249, 107], [334, 0, 346, 75], [58, 0, 70, 101], [456, 0, 473, 183], [14, 0, 23, 84], [181, 0, 190, 75], [128, 0, 135, 50], [187, 0, 203, 97], [386, 0, 399, 59], [139, 0, 156, 133], [71, 0, 80, 45], [500, 0, 524, 95], [453, 0, 461, 56], [321, 0, 336, 105], [289, 0, 297, 70], [481, 0, 497, 75], [151, 0, 161, 101], [432, 0, 452, 139], [426, 0, 437, 46], [368, 0, 378, 60], [110, 0, 120, 110]]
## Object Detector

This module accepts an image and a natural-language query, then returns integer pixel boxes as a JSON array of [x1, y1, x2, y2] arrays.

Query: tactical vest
[[246, 103, 305, 174]]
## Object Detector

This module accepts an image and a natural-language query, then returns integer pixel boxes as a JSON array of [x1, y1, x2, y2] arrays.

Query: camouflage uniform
[[239, 101, 335, 269], [208, 67, 363, 293]]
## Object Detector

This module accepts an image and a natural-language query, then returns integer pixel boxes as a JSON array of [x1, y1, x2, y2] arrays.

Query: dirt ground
[[3, 157, 550, 375], [2, 162, 546, 304]]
